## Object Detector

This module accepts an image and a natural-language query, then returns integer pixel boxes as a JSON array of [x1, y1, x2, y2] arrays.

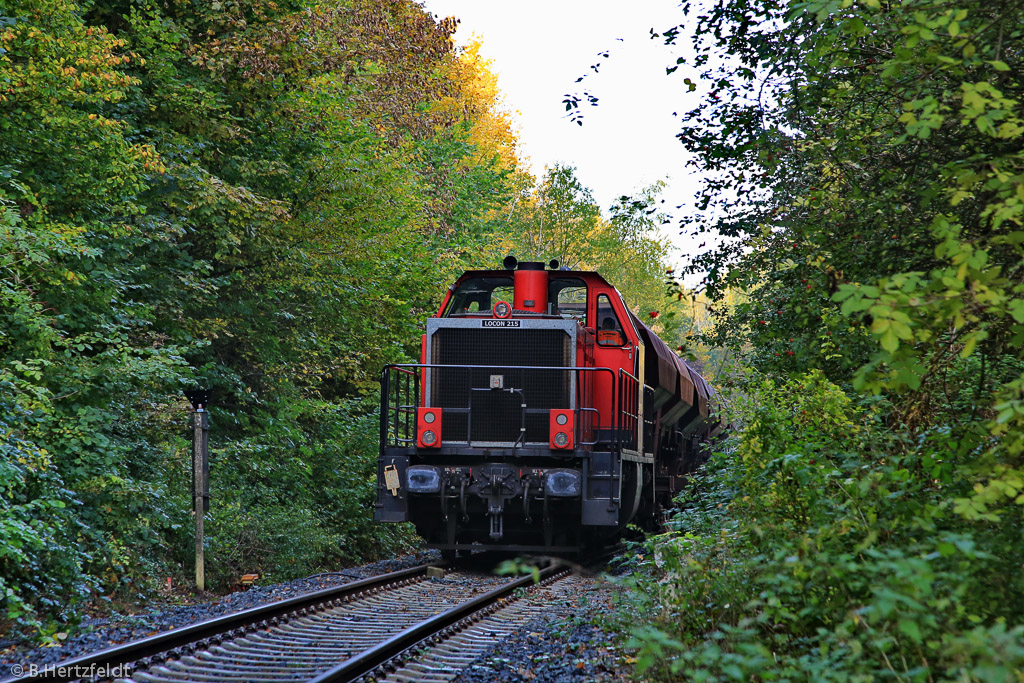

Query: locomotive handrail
[[381, 364, 420, 450], [618, 367, 641, 452], [380, 363, 618, 452], [577, 406, 601, 446]]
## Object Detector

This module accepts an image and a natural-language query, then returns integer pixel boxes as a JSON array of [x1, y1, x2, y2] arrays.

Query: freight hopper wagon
[[374, 257, 721, 556]]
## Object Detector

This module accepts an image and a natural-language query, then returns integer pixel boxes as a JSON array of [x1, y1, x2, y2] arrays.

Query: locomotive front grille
[[429, 326, 572, 445]]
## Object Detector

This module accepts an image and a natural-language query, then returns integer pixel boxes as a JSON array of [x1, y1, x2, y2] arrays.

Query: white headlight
[[421, 430, 437, 445], [553, 431, 569, 447]]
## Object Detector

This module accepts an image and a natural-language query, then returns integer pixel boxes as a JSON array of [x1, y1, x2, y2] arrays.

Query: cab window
[[550, 278, 587, 323], [443, 276, 514, 316], [596, 294, 625, 346]]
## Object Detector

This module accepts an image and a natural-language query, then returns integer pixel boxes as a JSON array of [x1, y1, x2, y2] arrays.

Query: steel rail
[[5, 563, 437, 683], [309, 562, 566, 683]]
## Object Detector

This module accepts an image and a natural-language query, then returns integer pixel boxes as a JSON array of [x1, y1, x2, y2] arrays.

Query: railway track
[[8, 560, 578, 683], [371, 569, 578, 683]]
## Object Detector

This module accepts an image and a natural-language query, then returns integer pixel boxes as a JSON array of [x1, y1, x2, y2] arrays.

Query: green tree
[[614, 0, 1024, 678], [671, 0, 1023, 487], [1, 0, 199, 631], [1, 0, 523, 635]]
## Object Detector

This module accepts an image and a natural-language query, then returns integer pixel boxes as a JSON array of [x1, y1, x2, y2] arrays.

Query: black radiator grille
[[430, 328, 571, 444]]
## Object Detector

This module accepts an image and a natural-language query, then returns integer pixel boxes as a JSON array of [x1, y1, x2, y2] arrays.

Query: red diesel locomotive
[[374, 257, 720, 556]]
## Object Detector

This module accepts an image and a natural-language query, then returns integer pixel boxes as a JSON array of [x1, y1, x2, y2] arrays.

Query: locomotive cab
[[375, 258, 717, 556]]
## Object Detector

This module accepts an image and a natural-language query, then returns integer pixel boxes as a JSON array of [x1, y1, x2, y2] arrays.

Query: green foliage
[[495, 557, 541, 585], [0, 0, 510, 637], [194, 400, 417, 586], [675, 0, 1023, 424], [0, 382, 93, 633], [616, 0, 1024, 676], [616, 373, 1024, 680]]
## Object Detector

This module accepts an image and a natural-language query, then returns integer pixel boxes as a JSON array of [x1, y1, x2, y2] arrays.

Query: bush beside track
[[610, 372, 1024, 680]]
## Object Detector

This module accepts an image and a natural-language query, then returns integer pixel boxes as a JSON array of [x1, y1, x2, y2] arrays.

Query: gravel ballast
[[450, 575, 632, 683]]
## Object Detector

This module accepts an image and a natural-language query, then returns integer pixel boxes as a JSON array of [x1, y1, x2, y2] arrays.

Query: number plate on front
[[482, 320, 520, 328]]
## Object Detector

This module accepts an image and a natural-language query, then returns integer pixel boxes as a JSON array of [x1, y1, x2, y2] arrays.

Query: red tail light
[[549, 409, 574, 450], [417, 407, 442, 448]]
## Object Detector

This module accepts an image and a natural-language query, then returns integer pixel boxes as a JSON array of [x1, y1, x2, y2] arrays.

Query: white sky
[[419, 0, 707, 274]]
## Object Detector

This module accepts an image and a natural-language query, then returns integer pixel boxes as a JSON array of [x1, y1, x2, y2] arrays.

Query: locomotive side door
[[591, 291, 639, 445]]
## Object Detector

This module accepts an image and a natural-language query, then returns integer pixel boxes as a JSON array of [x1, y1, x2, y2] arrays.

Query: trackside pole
[[185, 389, 212, 592], [193, 408, 209, 591]]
